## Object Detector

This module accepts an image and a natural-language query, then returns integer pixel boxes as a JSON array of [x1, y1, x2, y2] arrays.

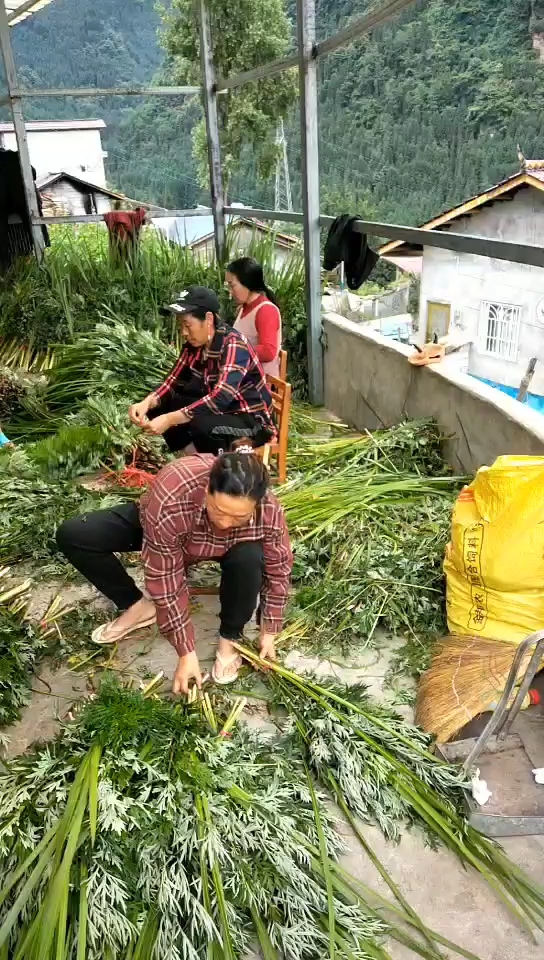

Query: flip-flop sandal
[[91, 615, 157, 646], [211, 652, 242, 686]]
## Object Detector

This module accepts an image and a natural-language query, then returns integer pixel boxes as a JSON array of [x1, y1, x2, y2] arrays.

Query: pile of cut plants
[[1, 315, 458, 674], [1, 669, 544, 959], [278, 417, 461, 674], [1, 288, 543, 957]]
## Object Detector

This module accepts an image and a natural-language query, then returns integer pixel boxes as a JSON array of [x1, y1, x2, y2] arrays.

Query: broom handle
[[463, 630, 544, 771], [500, 635, 544, 739]]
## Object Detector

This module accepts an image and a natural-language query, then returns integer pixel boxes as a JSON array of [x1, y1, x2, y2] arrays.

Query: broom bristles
[[415, 634, 532, 744]]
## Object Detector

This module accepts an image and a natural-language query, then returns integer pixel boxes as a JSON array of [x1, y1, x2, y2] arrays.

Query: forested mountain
[[6, 0, 544, 224]]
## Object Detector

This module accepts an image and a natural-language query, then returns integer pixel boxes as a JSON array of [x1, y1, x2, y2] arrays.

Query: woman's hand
[[259, 630, 277, 662], [143, 413, 173, 436], [129, 400, 150, 425], [172, 651, 202, 695]]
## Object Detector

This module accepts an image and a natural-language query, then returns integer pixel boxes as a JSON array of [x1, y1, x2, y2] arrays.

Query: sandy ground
[[4, 574, 544, 960]]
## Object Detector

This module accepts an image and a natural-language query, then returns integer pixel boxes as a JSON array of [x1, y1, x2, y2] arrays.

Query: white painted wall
[[0, 127, 107, 186], [418, 187, 544, 395], [40, 181, 114, 217]]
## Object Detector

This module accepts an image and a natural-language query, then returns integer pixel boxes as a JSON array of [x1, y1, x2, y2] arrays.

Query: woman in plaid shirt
[[129, 286, 276, 454], [56, 447, 292, 693]]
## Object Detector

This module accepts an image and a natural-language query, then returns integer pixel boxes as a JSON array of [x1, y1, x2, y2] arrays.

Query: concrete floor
[[5, 577, 544, 960]]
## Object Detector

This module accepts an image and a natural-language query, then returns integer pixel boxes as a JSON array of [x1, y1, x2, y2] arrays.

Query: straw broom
[[415, 634, 532, 743]]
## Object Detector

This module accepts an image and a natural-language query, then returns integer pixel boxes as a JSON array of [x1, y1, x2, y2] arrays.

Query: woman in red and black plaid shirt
[[56, 447, 292, 693], [129, 286, 276, 454]]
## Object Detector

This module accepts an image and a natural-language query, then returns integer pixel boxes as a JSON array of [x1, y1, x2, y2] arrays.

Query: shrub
[[0, 223, 308, 395]]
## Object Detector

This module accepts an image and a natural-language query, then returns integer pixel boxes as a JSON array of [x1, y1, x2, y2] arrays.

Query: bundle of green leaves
[[240, 648, 544, 937], [0, 449, 124, 566], [289, 499, 452, 666], [287, 418, 450, 482], [2, 675, 543, 959], [279, 420, 460, 670], [0, 681, 389, 960], [0, 604, 48, 730], [38, 318, 178, 417]]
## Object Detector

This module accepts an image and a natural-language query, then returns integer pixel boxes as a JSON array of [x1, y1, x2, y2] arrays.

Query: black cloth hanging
[[323, 214, 379, 290], [0, 149, 49, 270]]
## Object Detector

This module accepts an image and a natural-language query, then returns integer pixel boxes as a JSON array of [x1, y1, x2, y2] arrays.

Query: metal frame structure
[[1, 0, 544, 403]]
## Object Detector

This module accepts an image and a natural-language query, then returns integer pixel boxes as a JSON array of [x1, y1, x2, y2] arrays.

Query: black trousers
[[56, 503, 264, 641], [150, 387, 270, 454]]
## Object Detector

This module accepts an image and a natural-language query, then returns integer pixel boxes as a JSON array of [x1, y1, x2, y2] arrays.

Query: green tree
[[531, 0, 544, 32], [160, 0, 298, 191]]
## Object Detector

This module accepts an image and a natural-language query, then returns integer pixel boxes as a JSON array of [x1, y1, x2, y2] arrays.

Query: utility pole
[[274, 119, 293, 212]]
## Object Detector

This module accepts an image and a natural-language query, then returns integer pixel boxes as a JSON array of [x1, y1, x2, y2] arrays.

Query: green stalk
[[249, 906, 278, 960], [200, 794, 236, 960], [335, 868, 482, 960], [305, 765, 336, 959], [0, 822, 60, 911], [76, 862, 88, 960], [36, 775, 90, 957], [330, 776, 443, 959], [55, 883, 69, 960], [0, 834, 58, 950], [131, 911, 159, 960], [195, 793, 223, 960], [87, 744, 100, 848]]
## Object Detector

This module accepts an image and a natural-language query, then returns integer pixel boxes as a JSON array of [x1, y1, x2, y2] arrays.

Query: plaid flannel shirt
[[139, 455, 293, 657], [155, 324, 275, 437]]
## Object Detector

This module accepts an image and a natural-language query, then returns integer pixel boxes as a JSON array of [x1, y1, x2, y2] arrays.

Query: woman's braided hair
[[208, 439, 269, 502]]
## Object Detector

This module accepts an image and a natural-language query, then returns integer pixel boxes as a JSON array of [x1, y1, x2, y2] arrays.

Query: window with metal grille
[[479, 301, 521, 361]]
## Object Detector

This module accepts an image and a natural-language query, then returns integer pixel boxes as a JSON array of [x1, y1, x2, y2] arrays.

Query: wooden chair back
[[278, 348, 288, 381], [262, 373, 292, 484]]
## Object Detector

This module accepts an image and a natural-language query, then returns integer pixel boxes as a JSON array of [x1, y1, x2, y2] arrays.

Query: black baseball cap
[[161, 285, 221, 317]]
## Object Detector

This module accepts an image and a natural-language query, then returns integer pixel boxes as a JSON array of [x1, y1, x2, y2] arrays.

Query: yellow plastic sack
[[444, 455, 544, 643]]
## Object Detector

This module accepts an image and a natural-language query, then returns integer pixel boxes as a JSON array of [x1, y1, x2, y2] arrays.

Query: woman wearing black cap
[[129, 285, 275, 454]]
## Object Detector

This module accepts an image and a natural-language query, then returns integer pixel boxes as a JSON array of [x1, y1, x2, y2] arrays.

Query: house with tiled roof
[[379, 159, 544, 406]]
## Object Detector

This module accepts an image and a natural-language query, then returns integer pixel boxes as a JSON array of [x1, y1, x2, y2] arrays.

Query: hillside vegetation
[[6, 0, 544, 224]]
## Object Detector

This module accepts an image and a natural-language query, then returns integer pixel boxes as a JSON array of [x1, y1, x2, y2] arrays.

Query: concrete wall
[[1, 128, 107, 186], [419, 187, 544, 394], [362, 284, 409, 319], [323, 312, 544, 473]]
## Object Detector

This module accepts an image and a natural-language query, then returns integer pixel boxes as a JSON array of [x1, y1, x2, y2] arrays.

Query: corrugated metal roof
[[6, 0, 55, 27], [152, 214, 299, 249]]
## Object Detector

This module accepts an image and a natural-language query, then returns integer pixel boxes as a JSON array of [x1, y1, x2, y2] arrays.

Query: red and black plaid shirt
[[139, 455, 292, 656], [155, 323, 276, 437]]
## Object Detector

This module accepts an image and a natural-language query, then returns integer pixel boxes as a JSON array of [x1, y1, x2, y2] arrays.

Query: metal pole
[[0, 0, 44, 258], [216, 0, 418, 92], [316, 0, 419, 58], [7, 0, 48, 25], [5, 85, 201, 98], [297, 0, 323, 405], [198, 0, 225, 262], [216, 53, 299, 93]]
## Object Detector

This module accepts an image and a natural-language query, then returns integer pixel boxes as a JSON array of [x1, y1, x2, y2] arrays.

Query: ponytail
[[209, 443, 269, 503], [262, 283, 279, 307]]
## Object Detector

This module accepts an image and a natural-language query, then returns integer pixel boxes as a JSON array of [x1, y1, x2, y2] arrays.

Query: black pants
[[150, 388, 270, 454], [55, 504, 263, 641]]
